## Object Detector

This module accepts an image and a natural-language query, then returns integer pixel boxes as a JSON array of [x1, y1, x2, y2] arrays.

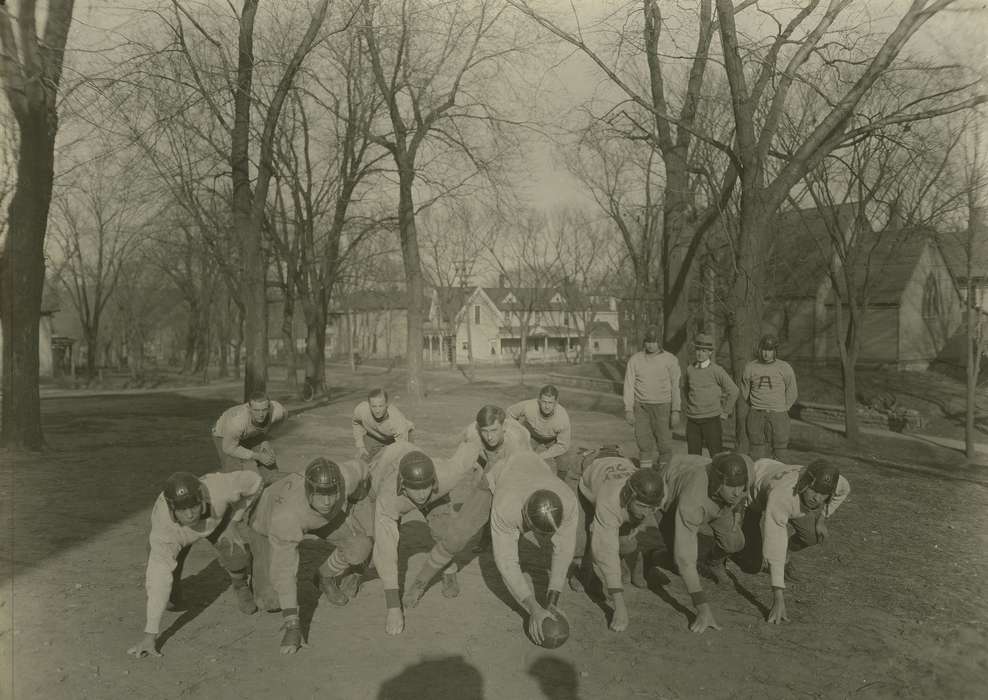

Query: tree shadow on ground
[[528, 656, 582, 700], [156, 559, 229, 650], [377, 655, 484, 700]]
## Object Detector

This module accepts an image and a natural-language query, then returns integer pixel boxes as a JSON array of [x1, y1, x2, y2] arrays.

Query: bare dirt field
[[3, 369, 987, 699]]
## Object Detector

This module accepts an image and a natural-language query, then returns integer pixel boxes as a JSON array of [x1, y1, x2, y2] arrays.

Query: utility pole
[[456, 259, 475, 366]]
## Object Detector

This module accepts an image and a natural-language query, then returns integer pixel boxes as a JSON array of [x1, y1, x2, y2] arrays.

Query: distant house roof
[[765, 204, 951, 305], [841, 227, 941, 305], [937, 222, 988, 282], [588, 321, 618, 338], [434, 287, 473, 325], [336, 289, 427, 312], [766, 203, 865, 299], [482, 287, 612, 312]]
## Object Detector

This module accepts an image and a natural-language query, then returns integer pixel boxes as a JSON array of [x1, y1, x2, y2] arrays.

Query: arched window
[[922, 273, 942, 318]]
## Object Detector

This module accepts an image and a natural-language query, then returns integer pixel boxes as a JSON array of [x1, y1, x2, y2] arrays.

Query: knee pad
[[722, 532, 746, 554], [342, 535, 373, 565], [439, 527, 474, 556], [216, 537, 251, 572]]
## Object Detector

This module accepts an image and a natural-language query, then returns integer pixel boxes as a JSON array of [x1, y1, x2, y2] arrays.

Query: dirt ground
[[2, 369, 988, 699]]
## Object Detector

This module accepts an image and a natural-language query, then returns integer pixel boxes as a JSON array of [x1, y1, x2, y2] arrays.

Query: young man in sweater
[[623, 326, 682, 470], [507, 384, 574, 477], [352, 388, 415, 462], [682, 333, 739, 457], [740, 335, 798, 460]]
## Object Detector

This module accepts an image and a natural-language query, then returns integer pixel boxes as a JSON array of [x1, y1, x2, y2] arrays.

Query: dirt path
[[3, 382, 987, 699]]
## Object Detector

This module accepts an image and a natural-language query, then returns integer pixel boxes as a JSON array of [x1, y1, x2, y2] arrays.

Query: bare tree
[[268, 30, 388, 395], [0, 0, 75, 449], [487, 208, 563, 382], [361, 0, 522, 399], [420, 201, 499, 367], [48, 167, 145, 377], [510, 0, 741, 352], [942, 110, 988, 460], [553, 207, 619, 363]]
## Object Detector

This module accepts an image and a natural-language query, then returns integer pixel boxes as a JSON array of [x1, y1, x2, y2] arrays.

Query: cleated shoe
[[339, 572, 362, 600], [234, 585, 258, 614], [316, 573, 349, 607]]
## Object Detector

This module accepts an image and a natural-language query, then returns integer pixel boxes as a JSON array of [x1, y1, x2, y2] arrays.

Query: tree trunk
[[835, 298, 861, 442], [726, 200, 770, 454], [966, 281, 982, 461], [84, 328, 99, 378], [282, 294, 297, 388], [0, 117, 53, 449], [396, 165, 425, 399], [303, 300, 327, 393]]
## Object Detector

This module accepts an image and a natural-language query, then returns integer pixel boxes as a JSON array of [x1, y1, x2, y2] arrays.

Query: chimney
[[498, 273, 508, 288]]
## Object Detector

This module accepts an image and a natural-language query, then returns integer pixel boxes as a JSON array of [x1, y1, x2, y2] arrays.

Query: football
[[539, 614, 570, 649]]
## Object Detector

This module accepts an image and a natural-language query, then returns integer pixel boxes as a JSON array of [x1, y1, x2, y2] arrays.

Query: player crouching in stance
[[211, 392, 288, 485], [740, 458, 850, 624], [246, 458, 373, 654], [371, 443, 476, 636], [490, 452, 578, 646], [127, 470, 263, 658], [658, 452, 750, 633], [567, 445, 664, 633]]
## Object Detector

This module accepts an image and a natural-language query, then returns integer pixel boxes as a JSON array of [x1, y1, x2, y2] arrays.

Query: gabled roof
[[481, 286, 612, 312], [766, 203, 865, 299], [847, 228, 940, 304], [433, 287, 473, 325], [588, 320, 618, 338], [937, 222, 988, 282], [337, 289, 427, 312]]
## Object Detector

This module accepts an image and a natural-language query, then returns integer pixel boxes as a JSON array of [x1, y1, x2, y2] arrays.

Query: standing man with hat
[[682, 333, 738, 457], [740, 335, 798, 459], [623, 326, 682, 470]]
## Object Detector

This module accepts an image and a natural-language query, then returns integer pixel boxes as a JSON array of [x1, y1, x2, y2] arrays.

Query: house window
[[922, 273, 942, 317], [593, 341, 600, 351], [563, 316, 569, 327], [474, 305, 480, 324]]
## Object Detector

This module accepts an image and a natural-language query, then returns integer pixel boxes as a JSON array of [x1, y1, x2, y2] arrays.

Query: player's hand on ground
[[610, 600, 630, 632], [815, 514, 829, 543], [767, 597, 789, 625], [624, 410, 634, 426], [127, 633, 161, 658], [385, 608, 405, 636], [527, 604, 555, 645], [690, 604, 721, 634]]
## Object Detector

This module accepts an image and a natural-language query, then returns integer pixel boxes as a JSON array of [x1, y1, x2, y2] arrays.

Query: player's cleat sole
[[699, 559, 729, 585], [339, 572, 362, 600], [316, 574, 349, 606]]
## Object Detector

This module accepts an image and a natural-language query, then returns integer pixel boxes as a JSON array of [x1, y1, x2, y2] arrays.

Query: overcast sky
[[30, 0, 988, 214]]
